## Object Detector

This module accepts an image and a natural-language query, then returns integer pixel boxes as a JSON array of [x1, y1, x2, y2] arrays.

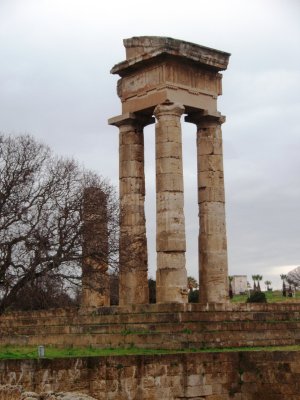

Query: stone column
[[154, 100, 188, 303], [186, 113, 228, 303], [81, 187, 109, 309], [110, 114, 151, 306]]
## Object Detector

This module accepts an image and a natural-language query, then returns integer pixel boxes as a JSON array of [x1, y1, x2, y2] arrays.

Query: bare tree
[[0, 134, 119, 312]]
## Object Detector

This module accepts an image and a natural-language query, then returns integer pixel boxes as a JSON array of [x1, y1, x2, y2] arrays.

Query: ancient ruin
[[1, 36, 300, 400], [109, 36, 230, 305], [81, 187, 109, 308]]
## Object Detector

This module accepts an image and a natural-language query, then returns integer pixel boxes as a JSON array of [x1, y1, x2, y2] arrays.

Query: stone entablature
[[109, 36, 230, 305], [111, 36, 229, 116]]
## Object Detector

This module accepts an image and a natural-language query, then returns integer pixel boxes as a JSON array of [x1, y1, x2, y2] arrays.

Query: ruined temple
[[109, 36, 230, 305], [1, 36, 299, 400]]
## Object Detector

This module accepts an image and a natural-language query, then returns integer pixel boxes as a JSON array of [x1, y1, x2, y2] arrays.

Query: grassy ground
[[2, 344, 300, 360], [231, 289, 300, 303]]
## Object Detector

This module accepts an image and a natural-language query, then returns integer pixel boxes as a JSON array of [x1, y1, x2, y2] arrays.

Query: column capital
[[185, 110, 225, 127], [108, 112, 155, 128], [154, 100, 185, 119]]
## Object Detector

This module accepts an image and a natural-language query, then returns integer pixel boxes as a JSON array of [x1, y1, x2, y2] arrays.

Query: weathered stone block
[[119, 144, 144, 162], [156, 158, 183, 175], [156, 142, 181, 159], [156, 267, 188, 303], [156, 192, 184, 211], [198, 187, 225, 203], [119, 130, 143, 145], [198, 155, 223, 172], [119, 160, 144, 178], [156, 125, 182, 143], [198, 170, 224, 188], [120, 177, 145, 196], [156, 173, 184, 192], [197, 137, 222, 155]]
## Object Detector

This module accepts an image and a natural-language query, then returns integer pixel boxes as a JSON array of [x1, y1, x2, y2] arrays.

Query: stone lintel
[[185, 110, 226, 125], [108, 112, 155, 127], [111, 36, 230, 76]]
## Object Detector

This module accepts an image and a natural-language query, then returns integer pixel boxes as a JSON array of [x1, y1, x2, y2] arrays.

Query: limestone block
[[156, 230, 186, 252], [120, 211, 146, 227], [120, 224, 146, 237], [156, 192, 184, 212], [200, 251, 228, 270], [156, 158, 183, 175], [198, 155, 223, 172], [119, 130, 143, 145], [199, 233, 227, 252], [156, 209, 185, 226], [198, 187, 225, 203], [156, 266, 188, 303], [185, 384, 213, 397], [119, 160, 144, 178], [198, 170, 224, 188], [198, 124, 222, 139], [157, 252, 186, 269], [197, 137, 223, 155], [120, 144, 144, 162], [120, 193, 145, 214], [156, 142, 181, 159], [156, 173, 184, 192], [156, 125, 182, 144], [119, 269, 149, 305], [199, 209, 226, 235], [120, 177, 145, 196], [199, 201, 226, 219]]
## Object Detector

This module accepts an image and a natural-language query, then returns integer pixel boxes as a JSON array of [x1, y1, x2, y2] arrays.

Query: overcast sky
[[0, 0, 299, 289]]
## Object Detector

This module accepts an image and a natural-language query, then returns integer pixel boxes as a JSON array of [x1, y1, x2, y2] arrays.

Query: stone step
[[1, 308, 300, 331], [0, 326, 298, 349], [2, 303, 300, 350], [3, 318, 300, 337]]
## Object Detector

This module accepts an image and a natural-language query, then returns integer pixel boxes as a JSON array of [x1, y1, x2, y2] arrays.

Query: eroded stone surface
[[81, 187, 109, 309], [154, 101, 187, 303], [2, 351, 300, 399], [115, 116, 149, 306]]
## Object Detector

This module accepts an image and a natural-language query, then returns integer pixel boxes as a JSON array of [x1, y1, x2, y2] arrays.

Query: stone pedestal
[[186, 114, 228, 303], [81, 187, 109, 309], [109, 113, 151, 306], [154, 101, 188, 303]]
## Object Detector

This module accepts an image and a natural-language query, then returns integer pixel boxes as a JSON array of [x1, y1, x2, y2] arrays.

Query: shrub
[[246, 292, 267, 303], [188, 289, 199, 303]]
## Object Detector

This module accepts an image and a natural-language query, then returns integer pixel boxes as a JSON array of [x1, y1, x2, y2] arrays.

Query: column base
[[156, 267, 188, 303], [119, 269, 149, 306]]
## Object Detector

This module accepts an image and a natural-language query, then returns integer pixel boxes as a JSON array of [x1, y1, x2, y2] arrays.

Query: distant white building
[[231, 275, 248, 295]]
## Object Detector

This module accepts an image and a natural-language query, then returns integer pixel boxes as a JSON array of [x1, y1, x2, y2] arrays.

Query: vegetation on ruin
[[231, 290, 300, 303], [2, 344, 300, 360]]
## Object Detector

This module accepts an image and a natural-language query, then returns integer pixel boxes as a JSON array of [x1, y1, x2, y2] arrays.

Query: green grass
[[1, 344, 300, 360], [231, 290, 300, 303]]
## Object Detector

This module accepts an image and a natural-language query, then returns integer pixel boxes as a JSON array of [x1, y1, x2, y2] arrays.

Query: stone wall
[[1, 351, 300, 399], [1, 303, 300, 350]]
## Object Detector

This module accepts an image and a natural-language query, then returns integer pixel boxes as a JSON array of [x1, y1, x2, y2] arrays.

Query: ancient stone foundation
[[2, 351, 300, 399], [109, 36, 230, 305]]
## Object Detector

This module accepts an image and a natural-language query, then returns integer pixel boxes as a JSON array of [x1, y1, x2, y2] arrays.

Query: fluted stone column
[[111, 114, 150, 306], [186, 113, 228, 303], [154, 100, 188, 303], [81, 187, 109, 309]]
